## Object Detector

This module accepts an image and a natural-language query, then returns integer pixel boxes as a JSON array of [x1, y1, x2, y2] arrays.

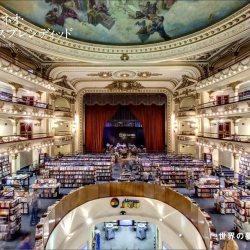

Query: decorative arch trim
[[76, 88, 173, 153]]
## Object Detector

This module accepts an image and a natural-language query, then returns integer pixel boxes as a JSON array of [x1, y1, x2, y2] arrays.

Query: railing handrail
[[197, 95, 250, 109], [198, 132, 250, 137], [197, 133, 250, 142], [0, 132, 52, 137], [178, 107, 196, 112], [0, 133, 53, 144], [179, 131, 196, 135], [0, 94, 52, 110], [54, 107, 71, 112], [39, 183, 212, 250]]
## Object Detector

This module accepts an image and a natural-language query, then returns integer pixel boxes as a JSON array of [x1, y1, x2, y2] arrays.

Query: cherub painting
[[1, 0, 248, 45]]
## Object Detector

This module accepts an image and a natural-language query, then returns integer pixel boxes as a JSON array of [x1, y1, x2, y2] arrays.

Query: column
[[12, 118, 20, 135], [228, 81, 241, 101], [11, 153, 19, 174], [233, 153, 240, 174], [37, 91, 42, 102], [208, 118, 213, 136]]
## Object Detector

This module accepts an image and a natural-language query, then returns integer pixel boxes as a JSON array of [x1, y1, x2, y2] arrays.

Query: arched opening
[[54, 97, 71, 111]]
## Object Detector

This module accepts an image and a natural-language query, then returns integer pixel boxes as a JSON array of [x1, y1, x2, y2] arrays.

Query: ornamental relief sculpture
[[224, 104, 238, 111], [105, 80, 144, 91]]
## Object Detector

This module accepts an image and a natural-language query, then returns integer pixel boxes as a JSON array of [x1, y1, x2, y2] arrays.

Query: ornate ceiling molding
[[105, 80, 144, 91], [87, 72, 112, 78], [0, 5, 249, 63], [0, 57, 56, 91]]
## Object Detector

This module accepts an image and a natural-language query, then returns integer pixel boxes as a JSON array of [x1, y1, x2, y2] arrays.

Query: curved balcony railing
[[178, 107, 195, 112], [198, 132, 250, 142], [0, 133, 53, 144], [35, 183, 214, 250], [0, 94, 52, 109], [179, 131, 196, 136], [54, 107, 71, 112], [197, 95, 250, 109], [54, 131, 72, 136]]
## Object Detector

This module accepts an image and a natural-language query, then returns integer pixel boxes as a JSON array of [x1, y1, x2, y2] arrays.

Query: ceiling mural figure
[[1, 0, 248, 45]]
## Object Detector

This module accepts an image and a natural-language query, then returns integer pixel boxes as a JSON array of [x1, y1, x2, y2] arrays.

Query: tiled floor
[[95, 223, 156, 250]]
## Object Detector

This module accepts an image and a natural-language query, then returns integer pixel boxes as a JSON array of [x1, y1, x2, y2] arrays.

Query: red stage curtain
[[130, 105, 165, 152], [85, 105, 117, 153]]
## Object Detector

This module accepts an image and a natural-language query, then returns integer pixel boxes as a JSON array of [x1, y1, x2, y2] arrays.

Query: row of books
[[234, 196, 250, 235], [0, 156, 11, 179], [0, 197, 21, 240], [214, 189, 239, 214], [45, 161, 112, 187], [195, 177, 220, 198]]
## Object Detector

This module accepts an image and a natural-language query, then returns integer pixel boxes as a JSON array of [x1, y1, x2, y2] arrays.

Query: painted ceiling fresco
[[1, 0, 248, 45]]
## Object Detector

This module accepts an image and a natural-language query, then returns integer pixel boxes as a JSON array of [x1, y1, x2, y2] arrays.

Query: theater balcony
[[197, 132, 250, 155], [54, 133, 73, 146], [177, 134, 196, 144], [176, 108, 196, 118], [197, 96, 250, 118], [0, 133, 54, 156], [0, 96, 53, 119], [196, 57, 249, 92]]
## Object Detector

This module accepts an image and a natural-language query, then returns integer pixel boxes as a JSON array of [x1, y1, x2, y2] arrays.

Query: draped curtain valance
[[83, 93, 167, 106]]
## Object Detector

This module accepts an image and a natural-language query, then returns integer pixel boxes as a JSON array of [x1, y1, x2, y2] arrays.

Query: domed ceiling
[[1, 0, 248, 45]]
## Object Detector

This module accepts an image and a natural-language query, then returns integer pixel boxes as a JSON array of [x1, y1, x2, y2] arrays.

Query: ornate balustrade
[[35, 182, 215, 249]]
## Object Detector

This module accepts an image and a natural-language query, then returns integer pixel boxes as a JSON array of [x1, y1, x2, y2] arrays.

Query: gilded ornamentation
[[50, 93, 57, 100], [137, 72, 162, 78], [106, 80, 144, 91], [227, 81, 242, 91], [33, 108, 39, 113], [45, 110, 53, 115], [224, 104, 238, 111], [77, 88, 173, 153], [120, 53, 129, 61], [0, 6, 248, 63], [234, 144, 245, 152], [197, 57, 249, 90], [9, 82, 23, 91], [13, 104, 25, 113], [87, 72, 112, 78]]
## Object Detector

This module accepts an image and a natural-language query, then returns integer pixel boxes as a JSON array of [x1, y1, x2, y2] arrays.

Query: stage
[[83, 94, 168, 153]]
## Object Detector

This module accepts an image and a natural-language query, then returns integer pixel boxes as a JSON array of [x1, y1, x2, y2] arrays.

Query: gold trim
[[76, 88, 173, 153]]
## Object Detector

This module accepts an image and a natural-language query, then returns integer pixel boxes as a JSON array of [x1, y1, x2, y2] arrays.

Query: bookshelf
[[39, 153, 48, 167], [4, 174, 30, 189], [45, 155, 112, 187], [0, 156, 11, 179], [239, 156, 250, 180], [234, 195, 250, 237], [214, 189, 238, 214], [195, 177, 220, 198], [32, 179, 60, 198], [46, 165, 95, 188], [0, 197, 21, 240], [15, 190, 30, 214], [95, 165, 111, 182]]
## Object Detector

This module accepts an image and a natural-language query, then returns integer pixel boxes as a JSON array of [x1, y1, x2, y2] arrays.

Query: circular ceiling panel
[[1, 0, 248, 46]]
